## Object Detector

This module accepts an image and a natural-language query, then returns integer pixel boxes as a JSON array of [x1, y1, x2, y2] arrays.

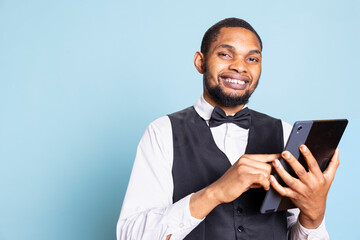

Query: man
[[117, 18, 337, 239]]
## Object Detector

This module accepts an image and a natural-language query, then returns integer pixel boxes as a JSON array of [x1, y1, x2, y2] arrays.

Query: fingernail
[[269, 175, 274, 182], [282, 152, 289, 159], [273, 159, 280, 167], [300, 145, 307, 152]]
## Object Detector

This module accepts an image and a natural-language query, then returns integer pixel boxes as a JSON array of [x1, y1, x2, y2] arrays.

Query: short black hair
[[200, 18, 262, 56]]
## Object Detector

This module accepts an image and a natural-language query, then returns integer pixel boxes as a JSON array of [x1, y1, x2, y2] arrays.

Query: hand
[[190, 154, 280, 219], [211, 154, 280, 204], [270, 145, 340, 229]]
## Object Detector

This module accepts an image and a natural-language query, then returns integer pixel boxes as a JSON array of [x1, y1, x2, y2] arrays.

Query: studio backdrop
[[0, 0, 359, 239]]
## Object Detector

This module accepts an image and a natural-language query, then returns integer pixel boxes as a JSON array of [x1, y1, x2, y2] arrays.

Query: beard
[[203, 67, 258, 107]]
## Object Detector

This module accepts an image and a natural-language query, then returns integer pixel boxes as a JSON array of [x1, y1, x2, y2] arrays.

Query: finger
[[250, 183, 262, 188], [269, 175, 297, 199], [244, 154, 281, 163], [272, 159, 302, 190], [241, 158, 272, 174], [250, 182, 270, 190], [239, 164, 271, 184], [281, 151, 309, 182], [300, 145, 322, 177], [323, 148, 340, 182], [251, 173, 271, 190]]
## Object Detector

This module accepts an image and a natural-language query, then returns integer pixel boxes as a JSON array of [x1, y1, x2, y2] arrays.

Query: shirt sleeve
[[116, 116, 202, 240], [282, 121, 329, 240], [288, 213, 329, 240]]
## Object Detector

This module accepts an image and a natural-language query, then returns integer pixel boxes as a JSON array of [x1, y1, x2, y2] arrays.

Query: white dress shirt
[[117, 95, 329, 240]]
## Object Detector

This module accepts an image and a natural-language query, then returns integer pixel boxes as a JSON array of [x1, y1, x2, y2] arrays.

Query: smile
[[220, 76, 250, 91], [223, 78, 246, 85]]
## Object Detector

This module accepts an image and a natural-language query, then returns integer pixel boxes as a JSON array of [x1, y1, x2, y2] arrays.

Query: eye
[[218, 52, 231, 58], [247, 57, 259, 63]]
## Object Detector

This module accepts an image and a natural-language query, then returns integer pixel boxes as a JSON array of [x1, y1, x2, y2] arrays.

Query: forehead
[[210, 27, 261, 52]]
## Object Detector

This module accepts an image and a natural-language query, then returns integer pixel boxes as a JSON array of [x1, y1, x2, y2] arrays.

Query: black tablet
[[260, 119, 348, 214]]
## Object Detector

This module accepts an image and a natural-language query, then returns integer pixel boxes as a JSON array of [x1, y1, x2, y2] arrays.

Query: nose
[[229, 58, 247, 73]]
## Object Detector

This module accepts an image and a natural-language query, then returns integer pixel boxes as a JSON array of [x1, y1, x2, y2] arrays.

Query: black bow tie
[[209, 106, 251, 129]]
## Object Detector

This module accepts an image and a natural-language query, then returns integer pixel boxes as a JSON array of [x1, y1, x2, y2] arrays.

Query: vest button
[[237, 225, 244, 233], [237, 207, 243, 214]]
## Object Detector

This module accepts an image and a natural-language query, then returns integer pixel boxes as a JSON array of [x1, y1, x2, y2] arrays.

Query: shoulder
[[248, 109, 281, 122], [281, 120, 292, 143], [168, 106, 195, 120], [145, 115, 172, 138], [248, 108, 292, 133], [281, 120, 292, 131], [148, 115, 171, 129], [248, 109, 294, 144], [145, 106, 195, 138], [248, 109, 283, 130], [167, 106, 201, 126], [138, 115, 173, 164]]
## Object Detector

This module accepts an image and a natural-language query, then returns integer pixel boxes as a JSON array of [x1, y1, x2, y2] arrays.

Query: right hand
[[209, 153, 280, 204], [189, 153, 280, 220]]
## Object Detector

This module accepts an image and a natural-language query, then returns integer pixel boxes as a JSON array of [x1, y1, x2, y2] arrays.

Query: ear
[[194, 51, 205, 74]]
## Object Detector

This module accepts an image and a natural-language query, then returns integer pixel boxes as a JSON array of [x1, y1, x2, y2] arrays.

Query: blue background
[[0, 0, 359, 239]]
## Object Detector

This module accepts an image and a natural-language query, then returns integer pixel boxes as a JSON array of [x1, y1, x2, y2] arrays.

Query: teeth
[[225, 78, 245, 85]]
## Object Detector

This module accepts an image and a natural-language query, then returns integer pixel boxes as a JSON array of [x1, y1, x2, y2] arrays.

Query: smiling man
[[117, 18, 335, 240]]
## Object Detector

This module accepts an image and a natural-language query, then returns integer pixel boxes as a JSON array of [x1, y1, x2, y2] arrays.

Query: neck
[[203, 92, 245, 115]]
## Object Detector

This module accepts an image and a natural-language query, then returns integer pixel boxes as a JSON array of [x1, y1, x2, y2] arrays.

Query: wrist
[[298, 211, 325, 229], [189, 186, 221, 219], [204, 184, 222, 206]]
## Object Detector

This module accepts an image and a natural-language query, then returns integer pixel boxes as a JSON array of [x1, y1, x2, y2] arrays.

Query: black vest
[[168, 106, 287, 240]]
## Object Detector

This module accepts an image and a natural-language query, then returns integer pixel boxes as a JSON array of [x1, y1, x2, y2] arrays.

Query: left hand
[[270, 145, 340, 229]]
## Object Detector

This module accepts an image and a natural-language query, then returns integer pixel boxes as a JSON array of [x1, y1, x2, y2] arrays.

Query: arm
[[118, 116, 279, 239], [116, 117, 202, 240]]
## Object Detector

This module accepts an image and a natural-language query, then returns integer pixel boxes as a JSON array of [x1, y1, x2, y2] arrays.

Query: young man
[[117, 18, 337, 240]]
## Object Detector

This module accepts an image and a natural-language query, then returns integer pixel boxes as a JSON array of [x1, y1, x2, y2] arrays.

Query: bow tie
[[209, 106, 251, 129]]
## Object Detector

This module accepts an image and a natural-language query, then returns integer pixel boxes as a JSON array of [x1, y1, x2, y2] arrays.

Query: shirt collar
[[194, 94, 248, 121]]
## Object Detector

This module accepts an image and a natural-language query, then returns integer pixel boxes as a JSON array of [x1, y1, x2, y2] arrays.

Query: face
[[196, 27, 262, 108]]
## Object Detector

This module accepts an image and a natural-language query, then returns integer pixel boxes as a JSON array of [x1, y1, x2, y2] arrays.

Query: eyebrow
[[215, 44, 235, 51], [249, 49, 262, 55], [215, 44, 262, 56]]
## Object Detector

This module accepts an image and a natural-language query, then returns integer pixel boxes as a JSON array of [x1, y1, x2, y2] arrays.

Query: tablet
[[260, 119, 348, 214]]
